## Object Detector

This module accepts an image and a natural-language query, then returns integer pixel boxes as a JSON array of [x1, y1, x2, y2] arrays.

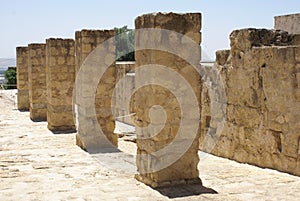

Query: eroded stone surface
[[75, 30, 118, 151], [133, 12, 202, 187], [275, 13, 300, 34], [46, 38, 76, 132], [16, 46, 29, 111], [28, 43, 47, 121], [202, 28, 300, 176]]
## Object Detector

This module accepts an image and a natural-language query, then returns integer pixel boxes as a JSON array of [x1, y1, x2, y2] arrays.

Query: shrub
[[4, 67, 17, 89]]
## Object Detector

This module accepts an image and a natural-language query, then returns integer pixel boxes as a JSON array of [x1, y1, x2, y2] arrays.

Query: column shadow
[[50, 130, 77, 135], [154, 183, 218, 199]]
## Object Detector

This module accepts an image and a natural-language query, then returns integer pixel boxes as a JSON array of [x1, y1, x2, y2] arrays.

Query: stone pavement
[[0, 90, 300, 201]]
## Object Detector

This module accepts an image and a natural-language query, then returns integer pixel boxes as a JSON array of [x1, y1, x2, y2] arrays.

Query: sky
[[0, 0, 299, 60]]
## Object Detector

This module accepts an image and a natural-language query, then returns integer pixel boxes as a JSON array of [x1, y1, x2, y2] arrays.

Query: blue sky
[[0, 0, 299, 60]]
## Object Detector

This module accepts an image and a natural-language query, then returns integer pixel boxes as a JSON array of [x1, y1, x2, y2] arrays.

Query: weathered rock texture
[[46, 38, 76, 131], [75, 30, 115, 75], [75, 30, 118, 151], [16, 46, 29, 111], [28, 43, 47, 121], [275, 13, 300, 34], [133, 12, 202, 187], [113, 61, 135, 126], [202, 28, 300, 176]]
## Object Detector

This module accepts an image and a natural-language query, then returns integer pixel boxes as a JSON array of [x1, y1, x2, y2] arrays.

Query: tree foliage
[[114, 26, 135, 61], [4, 67, 17, 89]]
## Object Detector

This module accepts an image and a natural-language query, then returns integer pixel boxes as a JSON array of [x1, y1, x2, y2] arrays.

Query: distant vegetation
[[4, 67, 16, 89], [115, 26, 135, 61]]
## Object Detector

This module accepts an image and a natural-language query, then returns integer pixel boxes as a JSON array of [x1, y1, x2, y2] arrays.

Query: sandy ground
[[1, 89, 300, 200]]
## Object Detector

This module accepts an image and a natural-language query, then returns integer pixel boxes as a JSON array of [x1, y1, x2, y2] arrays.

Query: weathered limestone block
[[133, 12, 202, 187], [292, 34, 300, 46], [227, 105, 260, 128], [216, 50, 230, 66], [28, 43, 47, 121], [113, 61, 135, 126], [206, 27, 300, 176], [262, 47, 296, 111], [230, 29, 293, 52], [75, 30, 115, 74], [75, 29, 118, 151], [16, 46, 29, 111], [46, 38, 76, 131], [275, 13, 300, 34], [135, 12, 201, 41]]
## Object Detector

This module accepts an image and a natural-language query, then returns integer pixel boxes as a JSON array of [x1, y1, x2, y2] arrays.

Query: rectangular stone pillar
[[75, 30, 118, 151], [46, 38, 76, 131], [16, 46, 29, 111], [28, 43, 47, 121], [134, 12, 202, 187], [275, 13, 300, 34]]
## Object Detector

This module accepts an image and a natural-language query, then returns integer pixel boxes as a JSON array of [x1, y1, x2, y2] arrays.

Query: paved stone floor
[[1, 90, 300, 200]]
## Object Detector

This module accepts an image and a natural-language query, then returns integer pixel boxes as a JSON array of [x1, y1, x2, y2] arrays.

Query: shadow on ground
[[154, 183, 217, 198], [50, 130, 77, 135]]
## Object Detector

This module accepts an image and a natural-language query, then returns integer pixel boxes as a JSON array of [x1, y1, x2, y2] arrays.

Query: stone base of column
[[75, 112, 118, 152], [47, 108, 76, 132], [17, 90, 29, 111], [76, 133, 86, 150], [135, 174, 202, 188], [30, 107, 47, 121], [48, 125, 76, 133], [75, 132, 118, 152], [106, 133, 118, 148]]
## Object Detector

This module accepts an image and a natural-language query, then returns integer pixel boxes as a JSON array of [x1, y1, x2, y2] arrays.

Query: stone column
[[133, 12, 202, 187], [46, 38, 76, 131], [75, 30, 118, 151], [28, 43, 47, 121], [16, 46, 29, 111], [274, 13, 300, 34]]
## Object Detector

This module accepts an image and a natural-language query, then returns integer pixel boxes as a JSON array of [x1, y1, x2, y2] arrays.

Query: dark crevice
[[272, 131, 282, 153]]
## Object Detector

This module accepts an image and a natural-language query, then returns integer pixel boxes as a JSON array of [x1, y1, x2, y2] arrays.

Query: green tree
[[4, 67, 17, 89], [114, 26, 135, 61]]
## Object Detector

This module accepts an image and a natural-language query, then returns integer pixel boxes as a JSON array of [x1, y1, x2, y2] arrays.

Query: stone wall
[[275, 13, 300, 34], [28, 43, 47, 121], [133, 12, 202, 187], [75, 30, 118, 151], [113, 61, 135, 126], [46, 38, 76, 131], [202, 28, 300, 176], [16, 46, 29, 111]]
